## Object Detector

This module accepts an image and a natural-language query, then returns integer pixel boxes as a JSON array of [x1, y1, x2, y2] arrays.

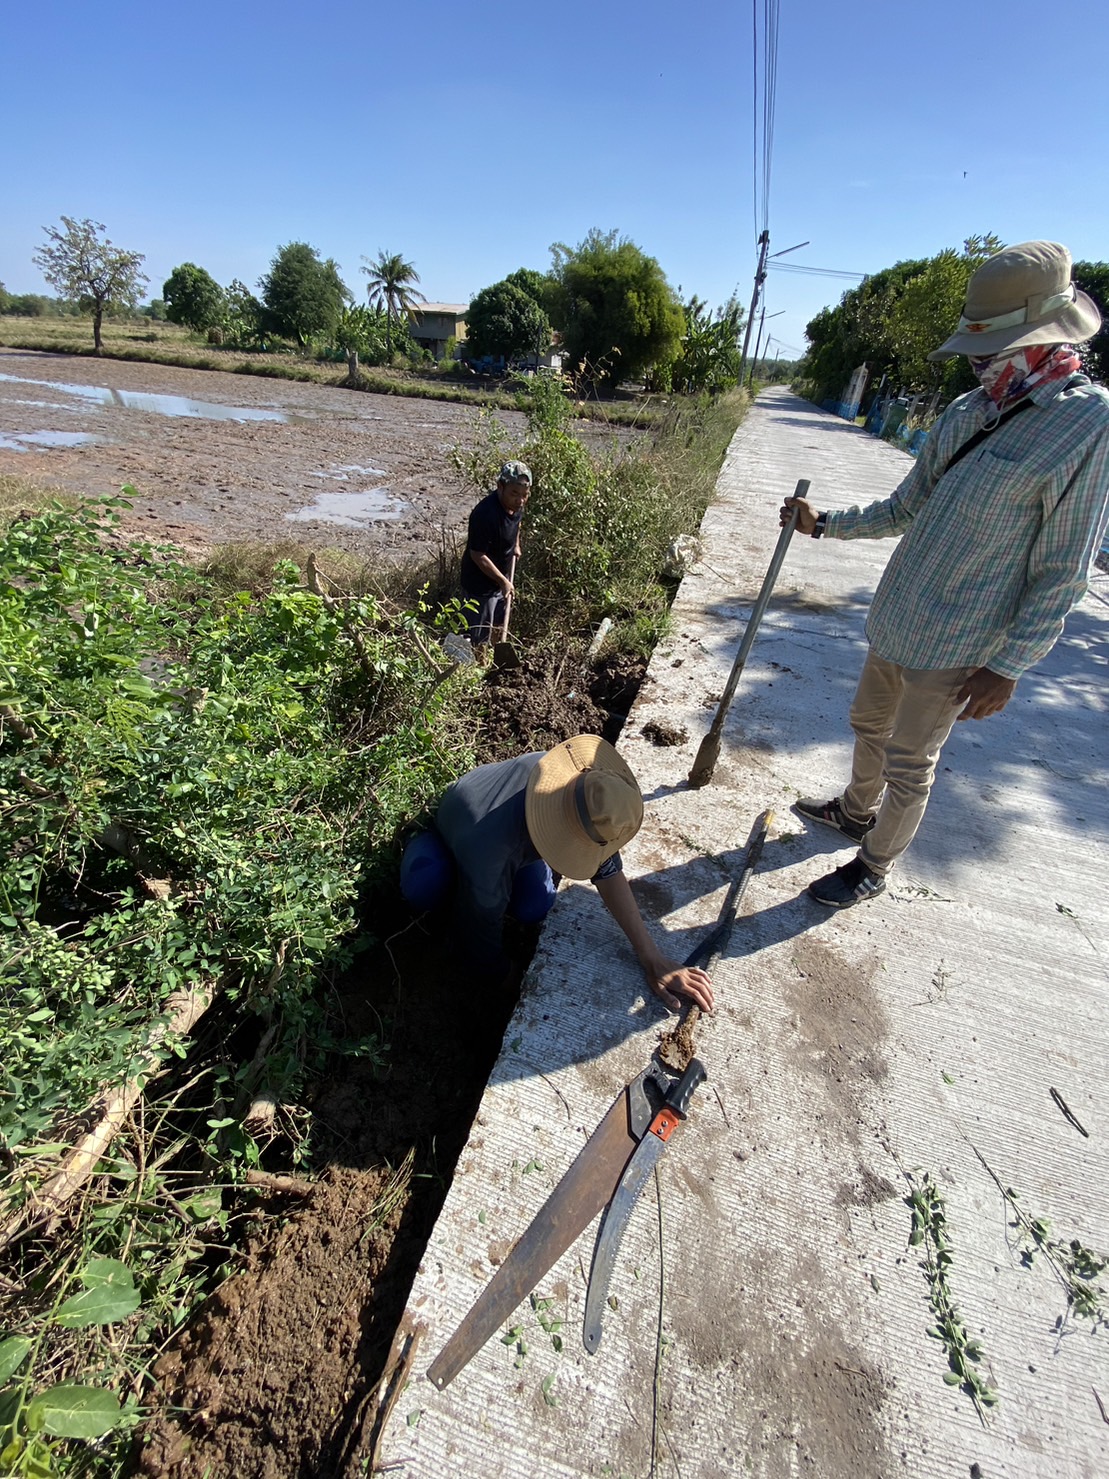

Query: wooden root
[[243, 1169, 314, 1197], [0, 979, 219, 1250]]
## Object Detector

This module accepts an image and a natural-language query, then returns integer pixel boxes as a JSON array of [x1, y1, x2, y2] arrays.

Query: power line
[[762, 0, 780, 238], [768, 261, 867, 281], [757, 0, 762, 239], [741, 0, 785, 380], [751, 0, 781, 242]]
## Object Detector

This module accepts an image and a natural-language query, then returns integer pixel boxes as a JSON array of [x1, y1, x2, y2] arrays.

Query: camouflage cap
[[498, 460, 532, 486]]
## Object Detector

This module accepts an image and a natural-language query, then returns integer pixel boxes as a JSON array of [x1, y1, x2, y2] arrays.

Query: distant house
[[408, 303, 468, 360]]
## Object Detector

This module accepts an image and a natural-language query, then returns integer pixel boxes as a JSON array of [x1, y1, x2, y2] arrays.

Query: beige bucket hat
[[929, 240, 1101, 361], [525, 734, 644, 879]]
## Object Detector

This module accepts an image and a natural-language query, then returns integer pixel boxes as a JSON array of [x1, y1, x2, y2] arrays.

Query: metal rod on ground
[[687, 485, 806, 788], [658, 809, 774, 1073]]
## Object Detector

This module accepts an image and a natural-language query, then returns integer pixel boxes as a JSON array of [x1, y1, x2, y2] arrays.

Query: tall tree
[[360, 251, 425, 354], [803, 236, 1002, 399], [163, 262, 225, 332], [504, 267, 556, 319], [1073, 261, 1109, 385], [547, 229, 684, 389], [32, 217, 148, 353], [259, 243, 349, 348], [466, 280, 550, 362], [886, 235, 1001, 395], [223, 279, 267, 350]]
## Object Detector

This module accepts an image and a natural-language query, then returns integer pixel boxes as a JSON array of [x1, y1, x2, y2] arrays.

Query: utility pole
[[748, 309, 784, 388], [737, 236, 808, 384], [737, 230, 769, 385]]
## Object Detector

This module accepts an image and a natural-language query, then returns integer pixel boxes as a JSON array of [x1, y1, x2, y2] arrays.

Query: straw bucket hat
[[929, 241, 1101, 361], [525, 734, 644, 879]]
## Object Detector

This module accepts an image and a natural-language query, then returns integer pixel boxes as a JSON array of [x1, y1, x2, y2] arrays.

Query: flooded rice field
[[0, 349, 634, 559]]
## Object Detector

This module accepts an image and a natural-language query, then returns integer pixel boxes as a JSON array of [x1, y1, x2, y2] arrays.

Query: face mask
[[970, 345, 1055, 406]]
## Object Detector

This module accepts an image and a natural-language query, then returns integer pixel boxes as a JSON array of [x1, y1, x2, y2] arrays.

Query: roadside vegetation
[[0, 377, 746, 1473], [796, 233, 1109, 410]]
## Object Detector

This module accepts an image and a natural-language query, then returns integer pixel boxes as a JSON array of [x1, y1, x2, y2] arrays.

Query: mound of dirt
[[480, 657, 605, 760]]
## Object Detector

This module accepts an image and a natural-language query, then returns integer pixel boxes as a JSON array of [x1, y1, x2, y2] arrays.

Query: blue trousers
[[400, 830, 556, 923]]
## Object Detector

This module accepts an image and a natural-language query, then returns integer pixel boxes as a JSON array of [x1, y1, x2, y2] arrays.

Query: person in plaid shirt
[[782, 240, 1109, 908]]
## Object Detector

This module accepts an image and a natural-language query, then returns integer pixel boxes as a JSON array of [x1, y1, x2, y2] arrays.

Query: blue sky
[[4, 0, 1108, 357]]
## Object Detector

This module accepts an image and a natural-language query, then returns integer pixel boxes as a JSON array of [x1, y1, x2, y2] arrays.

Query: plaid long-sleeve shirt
[[825, 374, 1109, 679]]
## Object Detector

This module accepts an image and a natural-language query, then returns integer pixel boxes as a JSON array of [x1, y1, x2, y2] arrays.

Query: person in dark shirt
[[400, 735, 715, 1014], [461, 460, 531, 645]]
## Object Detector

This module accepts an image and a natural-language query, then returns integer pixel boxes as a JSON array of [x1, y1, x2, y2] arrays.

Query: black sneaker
[[808, 858, 886, 909], [795, 795, 876, 844]]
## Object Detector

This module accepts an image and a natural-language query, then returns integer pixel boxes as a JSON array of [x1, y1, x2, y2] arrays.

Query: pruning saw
[[426, 809, 772, 1389]]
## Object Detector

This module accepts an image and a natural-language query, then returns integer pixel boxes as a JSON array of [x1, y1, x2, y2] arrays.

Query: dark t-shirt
[[436, 752, 623, 972], [461, 490, 522, 596]]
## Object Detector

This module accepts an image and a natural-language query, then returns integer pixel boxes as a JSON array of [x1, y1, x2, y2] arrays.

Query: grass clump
[[0, 475, 77, 531]]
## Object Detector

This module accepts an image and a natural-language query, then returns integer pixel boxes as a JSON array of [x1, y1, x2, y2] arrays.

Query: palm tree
[[360, 251, 425, 354]]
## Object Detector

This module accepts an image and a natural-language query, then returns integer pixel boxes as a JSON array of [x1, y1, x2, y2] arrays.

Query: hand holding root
[[647, 959, 714, 1015]]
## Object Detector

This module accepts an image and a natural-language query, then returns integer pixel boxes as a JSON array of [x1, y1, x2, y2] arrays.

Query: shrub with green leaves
[[1, 1257, 144, 1475], [451, 386, 746, 642], [0, 495, 480, 1470], [0, 497, 477, 1194]]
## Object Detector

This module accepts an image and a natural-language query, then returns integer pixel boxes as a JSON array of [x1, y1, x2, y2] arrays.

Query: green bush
[[0, 499, 487, 1472], [452, 386, 746, 641], [0, 499, 478, 1185]]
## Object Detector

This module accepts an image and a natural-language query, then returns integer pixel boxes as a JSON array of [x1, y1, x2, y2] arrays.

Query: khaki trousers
[[841, 649, 974, 875]]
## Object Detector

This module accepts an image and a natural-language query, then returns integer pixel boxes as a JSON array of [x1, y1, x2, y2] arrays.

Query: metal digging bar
[[687, 482, 806, 788], [657, 807, 774, 1074], [491, 554, 519, 669]]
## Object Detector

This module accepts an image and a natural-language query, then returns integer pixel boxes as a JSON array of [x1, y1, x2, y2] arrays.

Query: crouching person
[[400, 735, 714, 1013]]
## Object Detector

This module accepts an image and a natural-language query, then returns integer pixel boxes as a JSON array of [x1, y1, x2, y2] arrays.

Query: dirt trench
[[137, 650, 646, 1478]]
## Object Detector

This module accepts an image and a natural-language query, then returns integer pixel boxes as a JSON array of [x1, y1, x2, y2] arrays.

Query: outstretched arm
[[595, 872, 714, 1013], [780, 404, 957, 541]]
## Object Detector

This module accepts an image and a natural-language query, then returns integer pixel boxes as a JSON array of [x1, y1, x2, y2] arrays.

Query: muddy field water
[[0, 348, 633, 559]]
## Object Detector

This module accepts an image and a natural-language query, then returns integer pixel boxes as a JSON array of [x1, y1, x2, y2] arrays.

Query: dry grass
[[200, 534, 462, 612], [0, 472, 77, 529]]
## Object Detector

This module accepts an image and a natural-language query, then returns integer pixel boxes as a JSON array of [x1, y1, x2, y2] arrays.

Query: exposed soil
[[0, 348, 632, 559], [135, 645, 648, 1478], [481, 649, 648, 758], [138, 918, 509, 1479]]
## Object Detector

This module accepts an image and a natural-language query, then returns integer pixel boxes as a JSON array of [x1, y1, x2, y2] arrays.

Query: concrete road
[[384, 387, 1108, 1478]]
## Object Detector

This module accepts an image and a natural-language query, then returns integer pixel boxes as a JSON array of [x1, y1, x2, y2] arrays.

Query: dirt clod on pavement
[[641, 718, 688, 746]]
